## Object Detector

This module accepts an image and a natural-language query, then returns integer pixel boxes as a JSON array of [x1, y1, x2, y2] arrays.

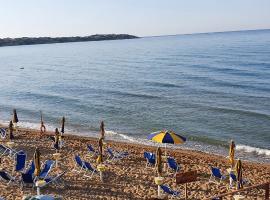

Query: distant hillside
[[0, 34, 139, 47]]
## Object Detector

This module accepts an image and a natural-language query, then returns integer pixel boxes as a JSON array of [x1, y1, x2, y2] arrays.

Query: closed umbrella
[[8, 120, 14, 140], [148, 130, 186, 155], [61, 117, 65, 134], [54, 128, 60, 152], [12, 109, 19, 123], [156, 147, 162, 176], [236, 159, 243, 189], [34, 147, 41, 177], [229, 140, 235, 168], [100, 121, 105, 139], [97, 137, 103, 164]]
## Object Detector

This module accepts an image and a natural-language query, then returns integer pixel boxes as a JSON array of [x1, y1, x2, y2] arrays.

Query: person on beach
[[40, 121, 46, 138], [39, 111, 46, 138]]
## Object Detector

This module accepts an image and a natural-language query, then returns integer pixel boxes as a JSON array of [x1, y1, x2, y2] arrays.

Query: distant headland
[[0, 34, 139, 47]]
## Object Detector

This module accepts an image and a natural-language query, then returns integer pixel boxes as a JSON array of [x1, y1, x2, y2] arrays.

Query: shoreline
[[0, 127, 269, 199], [1, 124, 270, 167], [1, 121, 269, 165]]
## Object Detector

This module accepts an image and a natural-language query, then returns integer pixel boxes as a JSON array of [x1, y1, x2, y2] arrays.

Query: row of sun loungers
[[0, 149, 65, 190], [209, 167, 249, 188], [144, 151, 180, 175]]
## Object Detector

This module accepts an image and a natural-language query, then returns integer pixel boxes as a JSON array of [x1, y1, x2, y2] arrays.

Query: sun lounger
[[40, 171, 67, 188], [39, 160, 55, 179], [229, 172, 249, 188], [25, 161, 35, 175], [0, 128, 6, 139], [167, 157, 180, 176], [22, 195, 63, 200], [72, 155, 97, 178], [144, 152, 155, 167], [209, 167, 226, 183], [0, 144, 18, 158], [14, 150, 27, 174], [107, 148, 126, 162], [87, 144, 99, 157], [160, 184, 180, 198], [21, 172, 35, 188], [0, 170, 16, 185]]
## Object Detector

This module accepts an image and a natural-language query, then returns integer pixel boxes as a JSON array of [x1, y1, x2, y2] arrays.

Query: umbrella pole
[[165, 144, 167, 157], [164, 144, 167, 171]]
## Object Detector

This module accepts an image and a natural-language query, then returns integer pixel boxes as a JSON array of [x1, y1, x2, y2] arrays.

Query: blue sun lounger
[[87, 144, 99, 157], [72, 155, 97, 178], [144, 152, 155, 167], [39, 160, 55, 179], [160, 185, 180, 198], [167, 157, 180, 176], [0, 128, 6, 139], [0, 170, 16, 185], [14, 150, 27, 174], [107, 148, 128, 162], [0, 144, 18, 158], [229, 172, 249, 188], [209, 167, 226, 183]]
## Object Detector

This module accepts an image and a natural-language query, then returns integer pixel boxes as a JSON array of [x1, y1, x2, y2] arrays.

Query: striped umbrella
[[148, 130, 186, 144], [148, 130, 186, 155], [236, 159, 243, 189], [229, 140, 235, 168], [34, 147, 41, 177]]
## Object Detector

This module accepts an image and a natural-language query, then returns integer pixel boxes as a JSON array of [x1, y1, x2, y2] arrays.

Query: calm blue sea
[[0, 30, 269, 163]]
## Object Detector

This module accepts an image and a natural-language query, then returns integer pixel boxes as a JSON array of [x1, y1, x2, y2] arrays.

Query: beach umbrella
[[148, 130, 186, 155], [236, 159, 243, 189], [61, 116, 65, 134], [97, 137, 103, 164], [54, 128, 60, 152], [12, 109, 19, 123], [8, 120, 14, 140], [100, 121, 105, 139], [34, 147, 41, 177], [156, 147, 162, 176], [229, 140, 236, 168]]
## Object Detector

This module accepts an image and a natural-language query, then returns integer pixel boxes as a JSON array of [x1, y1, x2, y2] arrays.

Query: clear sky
[[0, 0, 270, 38]]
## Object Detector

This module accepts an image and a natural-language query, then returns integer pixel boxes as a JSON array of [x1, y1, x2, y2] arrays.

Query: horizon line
[[0, 28, 269, 40], [143, 28, 270, 38]]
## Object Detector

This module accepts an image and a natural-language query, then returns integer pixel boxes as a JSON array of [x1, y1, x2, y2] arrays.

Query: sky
[[0, 0, 270, 38]]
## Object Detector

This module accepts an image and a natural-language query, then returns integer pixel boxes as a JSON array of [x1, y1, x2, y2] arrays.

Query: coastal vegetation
[[0, 34, 138, 47]]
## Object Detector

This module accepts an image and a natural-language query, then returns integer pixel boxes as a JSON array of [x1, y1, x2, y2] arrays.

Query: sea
[[0, 29, 269, 163]]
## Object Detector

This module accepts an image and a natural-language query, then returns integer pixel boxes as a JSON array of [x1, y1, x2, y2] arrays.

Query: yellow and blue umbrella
[[148, 130, 186, 156], [148, 130, 186, 144]]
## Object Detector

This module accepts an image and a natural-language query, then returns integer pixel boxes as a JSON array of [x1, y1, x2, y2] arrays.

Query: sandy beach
[[0, 127, 269, 200]]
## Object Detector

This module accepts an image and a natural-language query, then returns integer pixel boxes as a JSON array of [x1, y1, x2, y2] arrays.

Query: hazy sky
[[0, 0, 270, 38]]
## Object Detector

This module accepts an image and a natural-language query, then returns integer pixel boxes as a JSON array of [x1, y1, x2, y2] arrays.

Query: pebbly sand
[[0, 127, 269, 200]]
